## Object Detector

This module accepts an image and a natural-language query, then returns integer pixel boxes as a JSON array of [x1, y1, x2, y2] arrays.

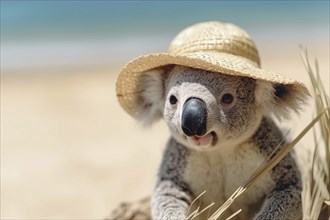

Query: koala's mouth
[[186, 131, 217, 147]]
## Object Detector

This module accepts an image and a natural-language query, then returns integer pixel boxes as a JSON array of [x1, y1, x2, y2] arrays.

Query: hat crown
[[168, 21, 261, 67]]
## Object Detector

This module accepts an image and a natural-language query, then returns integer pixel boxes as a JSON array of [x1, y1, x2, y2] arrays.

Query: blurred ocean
[[1, 1, 329, 71]]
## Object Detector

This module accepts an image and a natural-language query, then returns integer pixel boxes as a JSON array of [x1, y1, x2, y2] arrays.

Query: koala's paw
[[106, 197, 151, 220]]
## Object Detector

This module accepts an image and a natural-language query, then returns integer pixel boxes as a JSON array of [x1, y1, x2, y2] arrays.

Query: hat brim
[[116, 51, 307, 117]]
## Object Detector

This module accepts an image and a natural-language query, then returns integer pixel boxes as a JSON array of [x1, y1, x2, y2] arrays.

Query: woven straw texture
[[116, 21, 307, 117]]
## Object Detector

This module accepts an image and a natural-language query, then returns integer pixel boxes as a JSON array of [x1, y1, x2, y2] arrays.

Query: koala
[[134, 65, 309, 220]]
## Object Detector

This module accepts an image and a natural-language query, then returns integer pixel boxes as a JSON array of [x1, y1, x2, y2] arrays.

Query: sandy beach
[[1, 66, 167, 219], [1, 43, 329, 219], [2, 2, 329, 219]]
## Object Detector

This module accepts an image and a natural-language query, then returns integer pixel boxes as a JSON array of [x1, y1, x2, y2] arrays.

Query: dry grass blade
[[206, 134, 288, 220], [186, 202, 216, 220], [207, 109, 328, 220], [185, 191, 205, 220], [185, 191, 215, 220], [225, 209, 242, 220], [187, 48, 329, 220], [300, 47, 330, 220], [251, 108, 329, 185], [208, 187, 245, 220], [205, 48, 329, 220], [242, 133, 288, 191]]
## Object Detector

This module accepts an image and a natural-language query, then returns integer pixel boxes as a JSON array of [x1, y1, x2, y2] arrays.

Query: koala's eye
[[169, 95, 178, 105], [221, 93, 234, 104]]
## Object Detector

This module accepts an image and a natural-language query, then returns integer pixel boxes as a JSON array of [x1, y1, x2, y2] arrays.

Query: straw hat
[[116, 21, 307, 117]]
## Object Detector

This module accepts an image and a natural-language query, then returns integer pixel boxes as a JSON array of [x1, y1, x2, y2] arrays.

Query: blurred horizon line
[[1, 1, 328, 73], [1, 26, 329, 73]]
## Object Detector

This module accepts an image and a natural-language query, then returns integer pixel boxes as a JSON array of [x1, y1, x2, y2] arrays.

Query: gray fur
[[151, 138, 193, 219], [136, 65, 308, 219], [136, 68, 165, 126], [252, 117, 302, 220]]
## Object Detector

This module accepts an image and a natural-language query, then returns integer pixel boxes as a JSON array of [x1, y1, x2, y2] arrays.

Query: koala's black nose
[[181, 98, 207, 137]]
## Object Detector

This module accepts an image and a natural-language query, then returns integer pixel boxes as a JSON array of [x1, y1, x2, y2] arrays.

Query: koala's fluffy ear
[[135, 68, 166, 126], [256, 80, 310, 120]]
